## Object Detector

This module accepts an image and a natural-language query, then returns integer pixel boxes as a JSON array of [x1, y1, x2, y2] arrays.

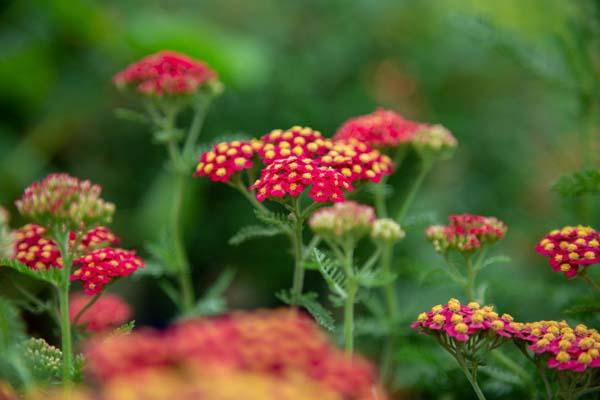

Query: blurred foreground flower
[[426, 214, 507, 254], [113, 50, 218, 97], [15, 174, 114, 231], [85, 309, 385, 400], [536, 225, 600, 279], [69, 293, 132, 333], [334, 109, 421, 148]]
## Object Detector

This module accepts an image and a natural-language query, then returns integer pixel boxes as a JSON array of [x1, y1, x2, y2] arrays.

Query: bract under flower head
[[426, 214, 507, 254], [194, 139, 262, 182], [334, 109, 421, 148], [535, 225, 600, 278], [15, 173, 115, 231], [309, 201, 375, 240], [85, 309, 385, 400], [514, 320, 600, 372], [371, 218, 405, 244], [411, 298, 518, 342], [250, 156, 353, 203], [412, 124, 458, 161], [258, 126, 331, 163], [71, 248, 144, 295], [113, 50, 218, 97], [70, 292, 132, 333], [319, 139, 394, 183]]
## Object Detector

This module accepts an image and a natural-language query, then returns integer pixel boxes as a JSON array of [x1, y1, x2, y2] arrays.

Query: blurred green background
[[1, 0, 600, 398]]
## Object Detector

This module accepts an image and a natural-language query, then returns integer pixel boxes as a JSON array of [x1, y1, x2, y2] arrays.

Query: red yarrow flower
[[334, 109, 421, 148], [412, 298, 519, 342], [426, 214, 507, 254], [194, 139, 262, 183], [258, 126, 332, 163], [12, 224, 120, 271], [71, 248, 144, 295], [535, 225, 600, 278], [113, 50, 218, 97], [70, 292, 132, 333], [319, 139, 394, 183], [250, 156, 353, 203]]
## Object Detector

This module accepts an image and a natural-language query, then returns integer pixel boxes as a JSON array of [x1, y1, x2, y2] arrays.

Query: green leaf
[[481, 255, 512, 269], [355, 268, 396, 288], [276, 291, 335, 332], [254, 209, 291, 228], [114, 108, 150, 124], [311, 249, 347, 299], [552, 169, 600, 197], [0, 258, 61, 285], [0, 298, 25, 354], [183, 269, 235, 318], [113, 321, 136, 335], [144, 234, 177, 275], [133, 260, 168, 279], [228, 225, 283, 246]]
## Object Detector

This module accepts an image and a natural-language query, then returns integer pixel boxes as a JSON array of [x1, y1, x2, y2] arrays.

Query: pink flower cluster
[[250, 156, 353, 203], [194, 139, 262, 182], [69, 293, 132, 333], [259, 127, 331, 163], [426, 214, 507, 253], [334, 108, 422, 148], [412, 298, 517, 342], [309, 201, 375, 239], [535, 225, 600, 278], [113, 51, 217, 96], [514, 320, 600, 372], [85, 309, 385, 400], [71, 248, 144, 295], [318, 139, 393, 183]]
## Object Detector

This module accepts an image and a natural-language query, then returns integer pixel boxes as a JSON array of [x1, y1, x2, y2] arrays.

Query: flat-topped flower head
[[412, 124, 458, 161], [76, 226, 120, 253], [70, 293, 132, 333], [85, 309, 385, 400], [426, 214, 507, 254], [13, 224, 62, 270], [113, 50, 218, 97], [514, 320, 600, 372], [15, 173, 115, 231], [319, 139, 394, 183], [535, 225, 600, 278], [71, 248, 144, 295], [371, 218, 405, 244], [309, 201, 375, 241], [194, 139, 262, 183], [258, 126, 331, 163], [412, 298, 518, 342], [250, 156, 353, 203], [334, 109, 421, 148]]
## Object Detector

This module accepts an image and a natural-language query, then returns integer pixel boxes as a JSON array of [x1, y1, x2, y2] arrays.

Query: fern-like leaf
[[311, 249, 347, 299], [552, 169, 600, 197], [254, 209, 292, 229], [276, 291, 335, 332], [0, 258, 61, 285], [228, 225, 283, 246]]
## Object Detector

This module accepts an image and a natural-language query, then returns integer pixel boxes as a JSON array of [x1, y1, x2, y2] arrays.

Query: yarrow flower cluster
[[334, 108, 421, 148], [514, 320, 600, 372], [113, 51, 218, 97], [535, 225, 600, 278], [250, 156, 353, 203], [412, 124, 458, 160], [194, 139, 262, 182], [426, 214, 507, 254], [259, 127, 331, 163], [15, 173, 115, 230], [85, 309, 385, 400], [13, 224, 120, 271], [412, 298, 518, 342], [71, 248, 144, 295], [319, 139, 393, 183], [69, 293, 132, 333], [371, 218, 405, 244], [309, 201, 375, 240]]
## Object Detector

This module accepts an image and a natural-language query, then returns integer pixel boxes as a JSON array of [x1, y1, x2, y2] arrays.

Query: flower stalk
[[54, 230, 74, 383]]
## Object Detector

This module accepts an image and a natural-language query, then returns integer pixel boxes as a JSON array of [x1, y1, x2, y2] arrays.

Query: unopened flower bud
[[309, 201, 375, 241], [371, 218, 405, 243], [412, 124, 458, 162]]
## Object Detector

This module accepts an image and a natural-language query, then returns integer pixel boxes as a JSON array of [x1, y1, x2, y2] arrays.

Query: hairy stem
[[456, 352, 486, 400], [291, 199, 305, 305], [395, 161, 432, 223], [54, 231, 73, 383], [342, 243, 356, 356]]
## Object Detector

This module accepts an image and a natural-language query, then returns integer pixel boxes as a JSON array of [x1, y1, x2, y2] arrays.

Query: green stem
[[291, 200, 305, 305], [172, 171, 194, 313], [381, 244, 397, 320], [395, 162, 432, 224], [456, 352, 487, 400], [72, 290, 103, 326], [580, 271, 600, 293], [342, 244, 356, 356], [374, 147, 407, 218], [466, 255, 475, 303], [54, 231, 73, 383], [490, 350, 536, 398], [182, 97, 210, 161]]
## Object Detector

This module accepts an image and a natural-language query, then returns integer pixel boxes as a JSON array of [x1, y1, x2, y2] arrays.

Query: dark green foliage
[[552, 169, 600, 197], [229, 225, 284, 246], [276, 290, 335, 332]]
